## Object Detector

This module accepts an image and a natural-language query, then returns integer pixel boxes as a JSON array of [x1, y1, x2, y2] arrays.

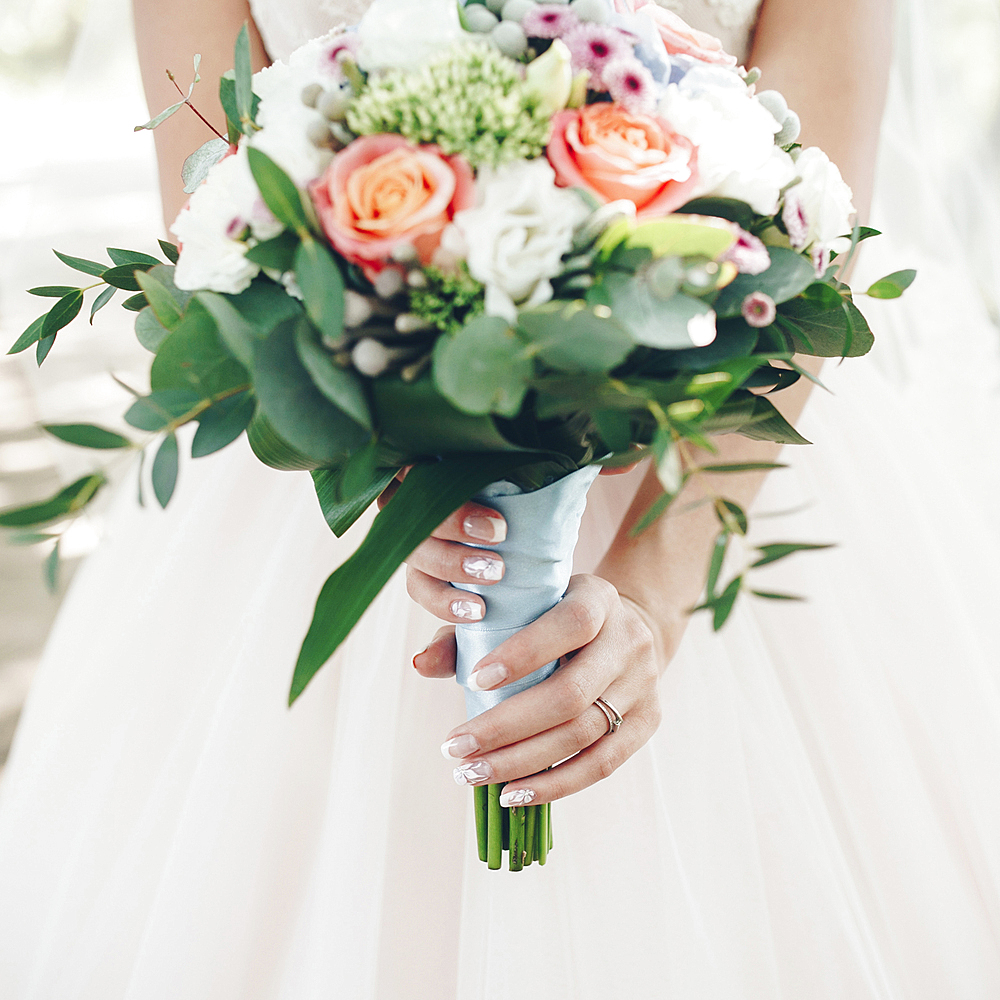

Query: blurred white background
[[0, 0, 997, 767]]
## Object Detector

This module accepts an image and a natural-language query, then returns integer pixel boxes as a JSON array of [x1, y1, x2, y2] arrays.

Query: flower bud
[[755, 89, 788, 125], [569, 0, 608, 22], [492, 20, 529, 57], [775, 110, 801, 146], [352, 338, 393, 376], [373, 267, 406, 299], [390, 242, 419, 265], [465, 4, 500, 31], [501, 0, 536, 21], [395, 313, 434, 334], [301, 83, 324, 108], [318, 89, 351, 121], [406, 270, 429, 289], [741, 291, 777, 328], [525, 39, 573, 117], [742, 66, 762, 85], [344, 290, 374, 328]]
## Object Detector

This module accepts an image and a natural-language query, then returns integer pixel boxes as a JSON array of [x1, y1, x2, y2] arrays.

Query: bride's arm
[[419, 0, 894, 804], [132, 0, 269, 226]]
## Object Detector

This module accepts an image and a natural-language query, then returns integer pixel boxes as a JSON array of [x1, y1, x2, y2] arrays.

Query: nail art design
[[440, 734, 481, 759], [500, 787, 535, 807], [463, 514, 507, 543], [467, 663, 508, 691], [462, 555, 503, 582], [453, 760, 493, 785], [450, 600, 484, 621]]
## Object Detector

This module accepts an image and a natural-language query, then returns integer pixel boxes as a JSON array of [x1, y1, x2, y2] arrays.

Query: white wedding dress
[[3, 1, 1000, 997]]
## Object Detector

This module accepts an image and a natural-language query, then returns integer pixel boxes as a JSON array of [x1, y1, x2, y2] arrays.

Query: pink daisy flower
[[521, 5, 579, 39], [564, 23, 634, 89], [601, 57, 656, 114], [722, 229, 771, 275], [741, 291, 777, 328]]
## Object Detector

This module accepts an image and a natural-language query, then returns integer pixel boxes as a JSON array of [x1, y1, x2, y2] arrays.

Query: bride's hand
[[415, 576, 665, 805]]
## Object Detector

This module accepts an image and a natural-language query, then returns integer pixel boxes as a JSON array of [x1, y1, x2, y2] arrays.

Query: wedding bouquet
[[3, 0, 912, 870]]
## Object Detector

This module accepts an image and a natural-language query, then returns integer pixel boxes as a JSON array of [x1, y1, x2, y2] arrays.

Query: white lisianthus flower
[[657, 66, 795, 215], [172, 148, 282, 294], [782, 146, 856, 263], [442, 160, 589, 323], [356, 0, 468, 72]]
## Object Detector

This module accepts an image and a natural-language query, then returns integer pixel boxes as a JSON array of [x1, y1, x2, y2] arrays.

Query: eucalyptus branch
[[166, 69, 229, 143]]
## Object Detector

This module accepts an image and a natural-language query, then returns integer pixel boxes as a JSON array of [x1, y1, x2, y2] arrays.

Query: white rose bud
[[525, 39, 573, 117]]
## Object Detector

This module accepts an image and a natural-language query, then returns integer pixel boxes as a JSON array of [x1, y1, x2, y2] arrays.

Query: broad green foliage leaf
[[294, 239, 345, 344], [196, 292, 258, 365], [604, 272, 710, 349], [123, 293, 148, 312], [290, 452, 544, 703], [374, 374, 526, 457], [724, 394, 812, 445], [191, 390, 256, 457], [200, 278, 302, 364], [867, 269, 917, 299], [312, 465, 398, 537], [107, 248, 160, 267], [135, 307, 172, 353], [251, 317, 368, 464], [8, 314, 47, 355], [247, 148, 310, 233], [90, 284, 116, 323], [518, 306, 632, 373], [246, 411, 321, 470], [136, 270, 184, 330], [53, 250, 106, 277], [0, 473, 106, 528], [102, 263, 155, 292], [433, 316, 531, 417], [293, 320, 371, 429], [42, 290, 84, 339], [29, 286, 79, 298], [43, 424, 132, 449], [125, 388, 202, 431], [599, 215, 736, 260], [713, 247, 815, 317], [592, 410, 631, 453], [752, 541, 834, 568], [663, 317, 757, 372], [779, 296, 874, 357], [339, 438, 380, 502], [676, 197, 755, 230], [152, 432, 179, 508], [219, 73, 261, 139], [234, 23, 255, 129], [182, 137, 230, 193], [158, 240, 180, 264], [245, 230, 299, 271], [150, 298, 248, 397], [36, 334, 56, 366]]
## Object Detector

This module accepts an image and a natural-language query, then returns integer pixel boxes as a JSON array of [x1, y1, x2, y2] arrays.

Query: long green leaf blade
[[43, 423, 133, 449], [53, 250, 106, 277], [246, 147, 309, 233], [311, 466, 398, 537], [290, 452, 540, 703]]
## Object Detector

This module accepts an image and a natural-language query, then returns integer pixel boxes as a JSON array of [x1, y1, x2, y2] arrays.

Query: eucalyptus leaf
[[705, 530, 729, 599], [158, 240, 180, 264], [41, 290, 84, 339], [628, 489, 675, 536], [8, 315, 46, 355], [714, 498, 748, 535], [102, 263, 154, 292], [0, 473, 106, 528], [29, 285, 79, 298], [53, 250, 106, 278], [107, 248, 161, 267], [182, 137, 230, 193], [134, 100, 185, 132], [43, 423, 132, 450], [433, 316, 531, 417], [779, 296, 874, 357], [36, 334, 56, 366], [89, 284, 116, 323], [123, 293, 148, 312], [518, 305, 632, 373], [135, 307, 172, 352], [867, 269, 917, 299], [592, 410, 631, 453], [136, 270, 184, 330], [751, 590, 804, 601], [604, 272, 710, 349], [151, 432, 179, 508], [191, 391, 256, 457], [124, 389, 202, 432], [195, 292, 258, 366]]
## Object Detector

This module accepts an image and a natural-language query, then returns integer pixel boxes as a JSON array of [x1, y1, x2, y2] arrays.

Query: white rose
[[443, 160, 589, 323], [356, 0, 468, 72], [658, 66, 795, 215], [782, 146, 855, 256], [171, 149, 281, 294]]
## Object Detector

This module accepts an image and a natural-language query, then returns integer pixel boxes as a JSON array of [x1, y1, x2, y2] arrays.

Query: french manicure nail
[[467, 663, 508, 691], [453, 759, 493, 785], [450, 600, 484, 621], [500, 788, 535, 807], [463, 555, 503, 582], [463, 514, 507, 543], [440, 734, 481, 759]]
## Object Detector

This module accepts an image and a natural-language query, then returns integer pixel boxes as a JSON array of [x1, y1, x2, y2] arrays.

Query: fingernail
[[453, 759, 493, 785], [467, 663, 508, 692], [440, 734, 481, 759], [450, 599, 484, 621], [463, 555, 503, 582], [463, 514, 507, 543], [412, 643, 429, 668], [500, 787, 535, 807]]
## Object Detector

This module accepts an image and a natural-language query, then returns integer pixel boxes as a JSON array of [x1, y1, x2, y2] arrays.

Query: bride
[[2, 0, 1000, 996]]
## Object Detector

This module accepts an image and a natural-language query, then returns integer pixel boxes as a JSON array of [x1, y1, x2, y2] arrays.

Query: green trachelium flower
[[409, 264, 486, 334], [347, 43, 550, 169]]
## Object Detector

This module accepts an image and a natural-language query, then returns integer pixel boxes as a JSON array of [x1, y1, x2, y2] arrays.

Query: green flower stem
[[537, 802, 549, 866], [509, 806, 524, 872], [487, 784, 502, 870], [474, 784, 489, 863], [524, 805, 536, 866], [547, 803, 553, 851]]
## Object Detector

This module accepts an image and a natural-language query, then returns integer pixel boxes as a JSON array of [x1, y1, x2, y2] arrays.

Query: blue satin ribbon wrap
[[450, 465, 601, 720]]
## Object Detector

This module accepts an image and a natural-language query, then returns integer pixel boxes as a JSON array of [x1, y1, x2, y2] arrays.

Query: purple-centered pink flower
[[722, 229, 771, 275], [521, 5, 580, 39], [782, 193, 809, 249], [741, 291, 777, 328], [601, 57, 655, 114], [564, 23, 634, 89]]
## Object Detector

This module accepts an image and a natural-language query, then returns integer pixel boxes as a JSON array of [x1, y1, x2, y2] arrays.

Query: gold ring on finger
[[594, 696, 624, 736]]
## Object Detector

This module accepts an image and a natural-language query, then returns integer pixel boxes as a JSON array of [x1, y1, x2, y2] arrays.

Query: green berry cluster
[[408, 264, 486, 334]]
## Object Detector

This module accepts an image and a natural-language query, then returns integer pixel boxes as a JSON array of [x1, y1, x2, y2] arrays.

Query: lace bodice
[[249, 0, 763, 65]]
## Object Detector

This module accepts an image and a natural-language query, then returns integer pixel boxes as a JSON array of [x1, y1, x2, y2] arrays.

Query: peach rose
[[309, 134, 475, 277], [547, 104, 699, 218], [632, 1, 737, 68]]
